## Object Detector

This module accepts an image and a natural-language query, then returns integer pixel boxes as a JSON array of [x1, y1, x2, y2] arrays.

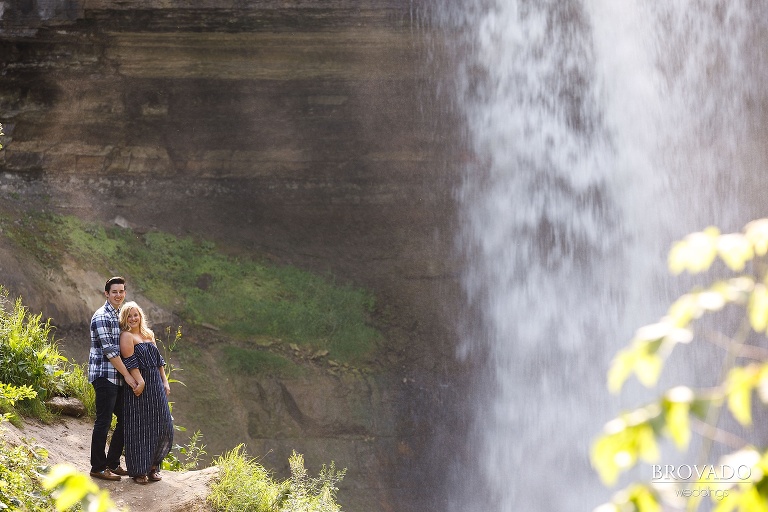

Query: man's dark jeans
[[90, 377, 125, 472]]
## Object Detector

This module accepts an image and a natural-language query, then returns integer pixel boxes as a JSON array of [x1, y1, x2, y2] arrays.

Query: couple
[[88, 276, 174, 485]]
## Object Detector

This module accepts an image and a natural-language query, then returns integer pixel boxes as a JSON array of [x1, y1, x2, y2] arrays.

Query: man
[[88, 276, 138, 481]]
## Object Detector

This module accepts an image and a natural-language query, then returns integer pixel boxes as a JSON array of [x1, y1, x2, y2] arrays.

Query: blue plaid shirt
[[88, 301, 124, 385]]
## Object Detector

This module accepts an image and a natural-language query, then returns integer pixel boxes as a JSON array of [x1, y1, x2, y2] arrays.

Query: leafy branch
[[591, 219, 768, 512]]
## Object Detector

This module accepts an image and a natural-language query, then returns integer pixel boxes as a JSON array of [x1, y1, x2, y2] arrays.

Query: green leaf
[[635, 354, 663, 388], [607, 351, 634, 394], [749, 284, 768, 334], [630, 484, 661, 512], [745, 218, 768, 257], [668, 241, 690, 275], [667, 294, 699, 327], [668, 227, 720, 275], [591, 406, 663, 486], [757, 365, 768, 404], [717, 233, 754, 272], [726, 366, 759, 426], [663, 388, 693, 450]]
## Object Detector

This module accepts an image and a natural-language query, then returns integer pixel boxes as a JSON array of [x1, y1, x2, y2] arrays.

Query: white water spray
[[438, 1, 768, 510]]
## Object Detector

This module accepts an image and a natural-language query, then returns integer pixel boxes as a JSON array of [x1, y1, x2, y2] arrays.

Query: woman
[[119, 301, 173, 485]]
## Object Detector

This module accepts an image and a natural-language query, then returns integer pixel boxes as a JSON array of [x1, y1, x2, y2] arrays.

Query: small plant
[[158, 325, 185, 386], [208, 444, 285, 511], [280, 450, 346, 512], [163, 430, 207, 472], [0, 382, 37, 425], [208, 445, 346, 512]]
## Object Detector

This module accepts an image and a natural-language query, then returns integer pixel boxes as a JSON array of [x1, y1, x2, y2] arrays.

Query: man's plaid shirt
[[88, 301, 124, 385]]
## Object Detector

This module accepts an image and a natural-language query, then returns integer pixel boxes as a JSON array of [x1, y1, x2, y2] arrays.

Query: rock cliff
[[0, 1, 466, 511]]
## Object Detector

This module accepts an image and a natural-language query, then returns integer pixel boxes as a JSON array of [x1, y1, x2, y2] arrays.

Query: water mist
[[433, 1, 768, 510]]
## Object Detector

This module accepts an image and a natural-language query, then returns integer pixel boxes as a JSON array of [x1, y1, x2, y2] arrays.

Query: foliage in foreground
[[592, 219, 768, 511], [43, 464, 119, 512], [0, 382, 117, 511], [208, 445, 346, 512], [0, 387, 56, 511]]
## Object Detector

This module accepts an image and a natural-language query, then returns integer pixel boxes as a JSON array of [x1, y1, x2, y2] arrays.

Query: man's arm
[[93, 312, 137, 389], [109, 355, 138, 389]]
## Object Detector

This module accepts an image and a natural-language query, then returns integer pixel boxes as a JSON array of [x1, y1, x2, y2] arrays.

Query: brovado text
[[652, 464, 752, 482]]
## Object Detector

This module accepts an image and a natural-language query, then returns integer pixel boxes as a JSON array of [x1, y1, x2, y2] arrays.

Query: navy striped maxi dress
[[122, 342, 174, 478]]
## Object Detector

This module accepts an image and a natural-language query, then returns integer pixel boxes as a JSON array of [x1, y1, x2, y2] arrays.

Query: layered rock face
[[0, 1, 465, 510]]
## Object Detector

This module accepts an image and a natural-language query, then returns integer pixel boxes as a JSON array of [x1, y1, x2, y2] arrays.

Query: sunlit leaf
[[608, 351, 634, 394], [667, 294, 700, 327], [758, 365, 768, 404], [675, 228, 720, 274], [634, 323, 672, 344], [54, 483, 88, 511], [718, 233, 754, 272], [599, 485, 661, 512], [42, 464, 119, 512], [42, 464, 79, 490], [592, 434, 622, 485], [726, 366, 759, 426], [636, 423, 660, 462], [608, 322, 692, 392], [732, 486, 768, 512], [745, 218, 768, 257], [717, 277, 754, 304], [697, 290, 726, 311], [608, 340, 664, 392], [592, 407, 662, 486], [664, 387, 693, 450], [749, 284, 768, 334], [630, 484, 661, 512], [712, 489, 741, 512], [635, 354, 663, 388], [669, 241, 690, 276]]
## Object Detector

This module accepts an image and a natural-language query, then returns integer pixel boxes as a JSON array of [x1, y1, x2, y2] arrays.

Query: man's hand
[[133, 381, 146, 397], [125, 375, 138, 390]]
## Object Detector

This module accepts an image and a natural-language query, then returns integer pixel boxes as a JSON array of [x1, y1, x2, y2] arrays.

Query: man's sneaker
[[109, 466, 129, 476], [89, 469, 121, 481]]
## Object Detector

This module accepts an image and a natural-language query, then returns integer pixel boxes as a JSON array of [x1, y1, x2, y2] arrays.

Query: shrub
[[208, 445, 346, 512], [208, 444, 286, 511], [0, 287, 68, 411]]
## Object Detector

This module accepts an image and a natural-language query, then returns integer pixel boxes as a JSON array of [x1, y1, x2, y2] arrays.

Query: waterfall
[[433, 0, 768, 510]]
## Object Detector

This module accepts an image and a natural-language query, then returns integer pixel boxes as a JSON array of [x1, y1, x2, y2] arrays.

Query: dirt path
[[3, 416, 218, 512]]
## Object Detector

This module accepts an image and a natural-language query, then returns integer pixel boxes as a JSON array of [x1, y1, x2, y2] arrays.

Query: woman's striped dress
[[122, 342, 173, 478]]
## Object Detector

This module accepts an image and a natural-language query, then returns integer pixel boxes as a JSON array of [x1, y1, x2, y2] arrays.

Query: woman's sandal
[[133, 475, 149, 485], [148, 468, 162, 482]]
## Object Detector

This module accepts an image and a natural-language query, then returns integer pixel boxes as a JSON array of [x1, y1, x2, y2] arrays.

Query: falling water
[[433, 0, 768, 511]]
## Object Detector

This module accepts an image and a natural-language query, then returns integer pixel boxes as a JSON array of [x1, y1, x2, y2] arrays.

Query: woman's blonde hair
[[119, 301, 155, 341]]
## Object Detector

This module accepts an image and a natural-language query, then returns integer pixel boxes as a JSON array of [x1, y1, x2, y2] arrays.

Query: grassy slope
[[0, 211, 383, 369]]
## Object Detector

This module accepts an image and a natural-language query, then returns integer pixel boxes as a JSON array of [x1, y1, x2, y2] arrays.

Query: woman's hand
[[133, 380, 146, 397], [163, 381, 170, 396]]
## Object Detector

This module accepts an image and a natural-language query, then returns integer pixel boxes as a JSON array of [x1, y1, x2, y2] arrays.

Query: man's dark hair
[[105, 276, 126, 292]]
